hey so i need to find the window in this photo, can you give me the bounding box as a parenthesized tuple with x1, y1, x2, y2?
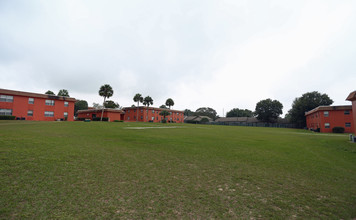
(28, 98, 34, 104)
(345, 122, 351, 127)
(27, 110, 33, 116)
(0, 95, 13, 102)
(141, 109, 143, 113)
(152, 110, 155, 113)
(324, 111, 329, 117)
(141, 116, 143, 119)
(64, 112, 68, 117)
(44, 111, 54, 117)
(324, 123, 330, 128)
(64, 101, 69, 107)
(0, 109, 12, 115)
(128, 110, 130, 113)
(45, 100, 55, 106)
(151, 117, 155, 120)
(128, 116, 130, 120)
(344, 110, 350, 115)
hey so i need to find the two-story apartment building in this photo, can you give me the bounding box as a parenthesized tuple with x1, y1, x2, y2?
(305, 105, 354, 133)
(0, 89, 76, 121)
(346, 90, 356, 135)
(123, 106, 184, 123)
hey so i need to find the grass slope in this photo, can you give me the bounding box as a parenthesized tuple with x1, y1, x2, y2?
(1, 121, 356, 219)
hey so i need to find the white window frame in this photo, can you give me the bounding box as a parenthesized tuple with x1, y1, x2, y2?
(0, 95, 13, 102)
(44, 111, 54, 117)
(344, 110, 350, 115)
(324, 123, 330, 128)
(28, 98, 34, 104)
(64, 101, 69, 107)
(45, 100, 55, 106)
(64, 112, 68, 117)
(345, 122, 351, 127)
(27, 110, 33, 116)
(324, 111, 329, 117)
(0, 109, 12, 115)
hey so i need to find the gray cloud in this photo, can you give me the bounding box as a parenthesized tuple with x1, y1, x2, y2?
(1, 0, 356, 114)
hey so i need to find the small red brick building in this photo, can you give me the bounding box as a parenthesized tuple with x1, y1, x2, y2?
(305, 105, 354, 133)
(123, 106, 184, 123)
(77, 109, 125, 121)
(346, 91, 356, 135)
(0, 88, 76, 121)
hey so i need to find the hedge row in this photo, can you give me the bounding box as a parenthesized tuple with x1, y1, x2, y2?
(0, 115, 16, 120)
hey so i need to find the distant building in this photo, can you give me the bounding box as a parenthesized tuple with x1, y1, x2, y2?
(123, 106, 184, 123)
(184, 115, 212, 123)
(305, 105, 354, 133)
(0, 88, 76, 121)
(77, 109, 125, 121)
(346, 91, 356, 135)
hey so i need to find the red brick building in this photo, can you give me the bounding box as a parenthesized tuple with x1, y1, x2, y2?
(0, 88, 76, 121)
(123, 106, 184, 123)
(305, 105, 354, 133)
(77, 109, 125, 121)
(346, 91, 356, 135)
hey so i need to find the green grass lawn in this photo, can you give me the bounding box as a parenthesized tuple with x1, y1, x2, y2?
(1, 121, 356, 219)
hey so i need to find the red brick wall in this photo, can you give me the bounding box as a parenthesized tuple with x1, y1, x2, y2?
(77, 111, 124, 121)
(0, 94, 75, 121)
(351, 101, 356, 134)
(306, 109, 354, 133)
(124, 107, 184, 123)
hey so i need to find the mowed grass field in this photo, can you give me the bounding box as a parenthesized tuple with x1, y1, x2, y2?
(1, 121, 356, 219)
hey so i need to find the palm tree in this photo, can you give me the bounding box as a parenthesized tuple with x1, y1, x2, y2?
(133, 93, 143, 122)
(165, 98, 174, 109)
(98, 84, 114, 121)
(57, 89, 70, 97)
(159, 110, 170, 123)
(143, 96, 153, 122)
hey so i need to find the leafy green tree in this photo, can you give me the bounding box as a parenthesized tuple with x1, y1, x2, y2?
(226, 108, 253, 117)
(160, 105, 168, 109)
(104, 100, 120, 108)
(165, 98, 174, 109)
(45, 90, 55, 95)
(98, 84, 114, 121)
(195, 107, 217, 120)
(184, 109, 194, 116)
(74, 100, 88, 116)
(288, 91, 333, 127)
(143, 96, 153, 122)
(57, 89, 70, 97)
(255, 99, 283, 123)
(159, 110, 171, 122)
(133, 93, 143, 121)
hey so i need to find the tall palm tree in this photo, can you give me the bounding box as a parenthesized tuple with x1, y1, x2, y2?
(165, 98, 174, 109)
(133, 93, 143, 122)
(98, 84, 114, 121)
(143, 96, 153, 122)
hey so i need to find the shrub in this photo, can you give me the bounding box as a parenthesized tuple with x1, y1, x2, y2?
(0, 115, 16, 120)
(76, 118, 86, 121)
(113, 120, 124, 122)
(92, 117, 108, 121)
(332, 127, 345, 133)
(161, 119, 167, 123)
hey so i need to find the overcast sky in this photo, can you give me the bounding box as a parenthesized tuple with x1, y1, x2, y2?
(1, 0, 355, 116)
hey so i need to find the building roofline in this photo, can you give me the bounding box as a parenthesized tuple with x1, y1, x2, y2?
(77, 108, 124, 114)
(0, 88, 76, 101)
(305, 105, 352, 116)
(123, 106, 183, 112)
(346, 90, 356, 101)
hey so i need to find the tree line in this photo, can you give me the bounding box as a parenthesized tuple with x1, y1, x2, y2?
(184, 91, 333, 128)
(51, 86, 333, 127)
